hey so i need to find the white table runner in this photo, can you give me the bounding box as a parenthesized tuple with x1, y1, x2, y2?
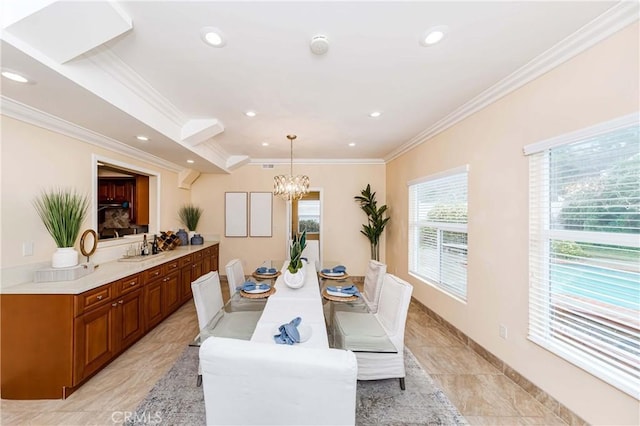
(250, 261, 329, 348)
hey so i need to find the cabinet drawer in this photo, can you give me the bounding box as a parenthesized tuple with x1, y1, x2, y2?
(193, 250, 203, 261)
(180, 255, 193, 267)
(75, 284, 112, 316)
(203, 247, 212, 257)
(163, 259, 180, 274)
(117, 275, 141, 296)
(144, 265, 162, 282)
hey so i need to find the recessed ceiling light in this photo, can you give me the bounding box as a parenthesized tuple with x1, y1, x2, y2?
(420, 26, 448, 46)
(348, 142, 356, 147)
(245, 111, 257, 117)
(369, 111, 382, 118)
(187, 159, 195, 164)
(261, 142, 269, 146)
(200, 27, 226, 47)
(136, 135, 149, 141)
(1, 70, 29, 83)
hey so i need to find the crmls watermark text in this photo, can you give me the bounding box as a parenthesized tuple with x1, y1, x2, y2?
(111, 411, 162, 424)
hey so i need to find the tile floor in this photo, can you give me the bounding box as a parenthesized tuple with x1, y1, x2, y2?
(1, 283, 566, 425)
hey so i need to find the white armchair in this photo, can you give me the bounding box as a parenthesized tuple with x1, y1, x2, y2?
(362, 259, 387, 313)
(200, 336, 358, 426)
(332, 274, 413, 389)
(225, 258, 245, 295)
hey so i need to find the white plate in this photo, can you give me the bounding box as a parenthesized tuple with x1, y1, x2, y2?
(272, 323, 312, 343)
(322, 271, 345, 277)
(326, 289, 354, 298)
(244, 286, 271, 294)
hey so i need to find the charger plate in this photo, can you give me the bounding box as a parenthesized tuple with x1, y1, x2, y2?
(319, 272, 350, 280)
(322, 288, 358, 302)
(241, 287, 276, 299)
(252, 271, 281, 279)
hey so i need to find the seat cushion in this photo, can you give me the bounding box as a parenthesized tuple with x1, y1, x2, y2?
(333, 311, 390, 352)
(207, 311, 262, 340)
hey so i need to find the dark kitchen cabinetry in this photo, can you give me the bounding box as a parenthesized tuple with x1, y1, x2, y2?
(98, 179, 133, 203)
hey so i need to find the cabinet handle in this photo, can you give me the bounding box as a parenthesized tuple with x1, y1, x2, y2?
(153, 271, 159, 276)
(118, 300, 124, 304)
(130, 281, 136, 286)
(96, 295, 103, 300)
(112, 302, 118, 307)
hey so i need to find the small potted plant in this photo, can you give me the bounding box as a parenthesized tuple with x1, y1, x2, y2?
(33, 188, 89, 268)
(284, 230, 307, 289)
(178, 204, 203, 244)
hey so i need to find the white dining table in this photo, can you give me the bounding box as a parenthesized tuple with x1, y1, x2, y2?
(250, 260, 329, 348)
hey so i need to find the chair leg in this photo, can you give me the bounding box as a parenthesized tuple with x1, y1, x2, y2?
(197, 374, 202, 387)
(399, 377, 405, 390)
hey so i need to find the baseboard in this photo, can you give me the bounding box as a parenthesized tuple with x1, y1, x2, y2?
(410, 297, 588, 426)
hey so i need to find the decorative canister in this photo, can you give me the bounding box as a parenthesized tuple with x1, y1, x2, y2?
(176, 228, 189, 246)
(190, 233, 204, 245)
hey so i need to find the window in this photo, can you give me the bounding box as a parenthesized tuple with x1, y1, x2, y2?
(298, 199, 320, 233)
(408, 166, 468, 301)
(526, 114, 639, 398)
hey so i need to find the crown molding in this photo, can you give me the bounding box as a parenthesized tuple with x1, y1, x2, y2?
(250, 158, 385, 165)
(85, 47, 187, 128)
(1, 96, 184, 173)
(384, 2, 640, 163)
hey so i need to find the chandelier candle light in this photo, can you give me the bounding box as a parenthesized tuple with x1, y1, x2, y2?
(273, 134, 310, 201)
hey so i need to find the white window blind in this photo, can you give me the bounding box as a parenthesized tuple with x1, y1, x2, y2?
(408, 166, 468, 301)
(528, 118, 640, 398)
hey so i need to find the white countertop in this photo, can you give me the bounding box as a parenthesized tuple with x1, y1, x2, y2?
(1, 241, 219, 295)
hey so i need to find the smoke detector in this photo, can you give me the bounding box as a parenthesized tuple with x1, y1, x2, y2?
(310, 35, 329, 55)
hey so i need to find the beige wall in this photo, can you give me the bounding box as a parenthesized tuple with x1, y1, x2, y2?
(191, 163, 385, 276)
(0, 116, 190, 269)
(386, 24, 639, 425)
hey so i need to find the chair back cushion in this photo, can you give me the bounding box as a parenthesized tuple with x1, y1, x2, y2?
(362, 260, 387, 312)
(200, 337, 357, 425)
(376, 274, 413, 341)
(301, 240, 320, 269)
(225, 258, 245, 295)
(191, 271, 224, 330)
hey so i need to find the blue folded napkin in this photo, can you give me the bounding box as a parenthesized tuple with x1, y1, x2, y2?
(256, 267, 277, 274)
(237, 281, 270, 292)
(321, 265, 347, 274)
(327, 285, 360, 296)
(274, 317, 302, 345)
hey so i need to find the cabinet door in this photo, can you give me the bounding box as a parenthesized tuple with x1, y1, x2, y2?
(98, 181, 112, 202)
(162, 270, 181, 315)
(144, 279, 163, 331)
(211, 245, 219, 271)
(74, 303, 115, 383)
(203, 255, 211, 274)
(115, 289, 144, 351)
(180, 266, 193, 304)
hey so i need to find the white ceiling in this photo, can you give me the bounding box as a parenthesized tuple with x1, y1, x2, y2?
(1, 1, 633, 174)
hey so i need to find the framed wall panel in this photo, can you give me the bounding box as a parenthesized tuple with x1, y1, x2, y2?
(225, 192, 248, 237)
(249, 192, 273, 237)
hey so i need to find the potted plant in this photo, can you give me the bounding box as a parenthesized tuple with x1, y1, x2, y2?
(354, 184, 390, 261)
(284, 230, 307, 289)
(178, 204, 203, 244)
(33, 189, 89, 268)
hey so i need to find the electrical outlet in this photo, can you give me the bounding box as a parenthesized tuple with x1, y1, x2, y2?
(22, 241, 34, 256)
(499, 324, 508, 340)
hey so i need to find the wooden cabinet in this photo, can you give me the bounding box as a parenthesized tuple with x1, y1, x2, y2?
(98, 179, 134, 203)
(133, 175, 150, 225)
(73, 275, 144, 383)
(1, 244, 219, 400)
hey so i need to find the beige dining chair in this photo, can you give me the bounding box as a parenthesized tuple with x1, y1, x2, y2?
(362, 259, 387, 313)
(191, 271, 225, 386)
(225, 258, 245, 295)
(200, 336, 358, 425)
(332, 273, 413, 389)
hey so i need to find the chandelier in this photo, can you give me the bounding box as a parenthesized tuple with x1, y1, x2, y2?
(273, 134, 310, 201)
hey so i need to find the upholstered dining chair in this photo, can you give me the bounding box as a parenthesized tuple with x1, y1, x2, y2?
(332, 273, 413, 390)
(191, 271, 225, 386)
(225, 258, 245, 296)
(362, 259, 387, 313)
(200, 336, 358, 425)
